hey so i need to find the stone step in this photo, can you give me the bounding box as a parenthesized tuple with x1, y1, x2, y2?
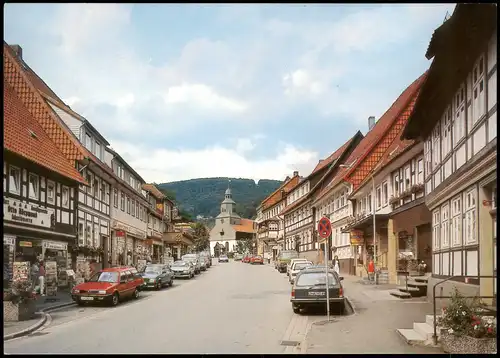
(413, 322, 434, 341)
(413, 276, 430, 283)
(397, 286, 423, 297)
(389, 290, 412, 299)
(397, 328, 426, 346)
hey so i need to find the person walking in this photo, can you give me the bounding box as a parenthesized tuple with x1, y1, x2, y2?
(38, 261, 46, 296)
(333, 255, 340, 276)
(367, 257, 375, 281)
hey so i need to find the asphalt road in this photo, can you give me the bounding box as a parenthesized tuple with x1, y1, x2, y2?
(4, 261, 295, 354)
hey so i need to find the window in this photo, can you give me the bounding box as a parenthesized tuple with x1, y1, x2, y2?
(367, 194, 372, 213)
(127, 197, 131, 214)
(453, 84, 466, 146)
(86, 220, 92, 246)
(86, 172, 93, 194)
(132, 200, 136, 218)
(78, 219, 84, 246)
(119, 166, 124, 180)
(93, 178, 99, 197)
(9, 166, 21, 194)
(432, 124, 441, 168)
(382, 182, 388, 205)
(442, 106, 452, 158)
(417, 159, 424, 184)
(472, 56, 485, 126)
(136, 201, 139, 218)
(451, 196, 462, 246)
(433, 209, 440, 250)
(441, 204, 450, 248)
(130, 176, 135, 189)
(101, 182, 106, 202)
(393, 173, 400, 197)
(85, 133, 92, 151)
(424, 139, 432, 176)
(113, 189, 118, 208)
(404, 165, 411, 191)
(464, 189, 477, 244)
(95, 142, 101, 160)
(28, 173, 39, 199)
(376, 187, 382, 209)
(62, 186, 69, 208)
(47, 181, 55, 204)
(120, 192, 125, 211)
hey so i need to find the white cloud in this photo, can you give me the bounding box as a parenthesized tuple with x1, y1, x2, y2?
(164, 83, 247, 113)
(110, 139, 319, 183)
(283, 69, 326, 96)
(63, 96, 81, 107)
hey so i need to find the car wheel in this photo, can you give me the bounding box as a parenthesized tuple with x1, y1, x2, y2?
(169, 279, 174, 287)
(156, 282, 161, 290)
(292, 304, 301, 314)
(111, 292, 120, 307)
(133, 288, 140, 300)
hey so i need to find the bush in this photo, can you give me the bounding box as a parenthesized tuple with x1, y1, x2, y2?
(438, 287, 497, 338)
(4, 281, 36, 304)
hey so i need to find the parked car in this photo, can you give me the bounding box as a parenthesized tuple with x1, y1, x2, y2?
(199, 252, 211, 268)
(218, 254, 229, 263)
(71, 266, 143, 307)
(287, 258, 309, 277)
(289, 261, 313, 284)
(290, 268, 345, 314)
(171, 260, 195, 279)
(234, 253, 243, 261)
(182, 254, 201, 274)
(242, 255, 251, 263)
(199, 259, 207, 271)
(140, 264, 174, 290)
(250, 255, 264, 265)
(276, 250, 299, 273)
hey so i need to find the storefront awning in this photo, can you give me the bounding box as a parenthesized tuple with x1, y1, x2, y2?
(342, 213, 389, 233)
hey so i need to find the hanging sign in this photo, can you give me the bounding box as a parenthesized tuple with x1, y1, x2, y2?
(43, 240, 68, 251)
(350, 230, 364, 245)
(4, 198, 54, 228)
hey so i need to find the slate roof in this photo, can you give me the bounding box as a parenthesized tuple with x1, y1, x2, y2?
(4, 80, 86, 184)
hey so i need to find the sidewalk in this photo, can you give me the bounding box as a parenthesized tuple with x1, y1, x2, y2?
(4, 289, 75, 340)
(303, 275, 444, 354)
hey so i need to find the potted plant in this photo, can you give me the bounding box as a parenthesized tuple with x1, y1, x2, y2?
(3, 281, 36, 321)
(389, 196, 400, 206)
(438, 288, 497, 354)
(400, 188, 412, 199)
(410, 183, 425, 194)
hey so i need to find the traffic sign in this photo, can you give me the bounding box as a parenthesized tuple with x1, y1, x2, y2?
(317, 217, 332, 239)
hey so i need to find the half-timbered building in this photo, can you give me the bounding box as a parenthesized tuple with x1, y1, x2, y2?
(3, 76, 86, 289)
(402, 4, 497, 303)
(282, 132, 363, 263)
(255, 173, 300, 260)
(142, 184, 167, 263)
(312, 73, 427, 275)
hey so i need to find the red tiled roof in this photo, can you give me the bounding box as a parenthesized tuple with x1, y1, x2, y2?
(261, 175, 300, 210)
(314, 72, 428, 203)
(4, 80, 86, 184)
(143, 184, 165, 199)
(310, 135, 355, 175)
(232, 218, 256, 234)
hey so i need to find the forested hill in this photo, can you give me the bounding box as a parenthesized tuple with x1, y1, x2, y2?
(157, 178, 282, 220)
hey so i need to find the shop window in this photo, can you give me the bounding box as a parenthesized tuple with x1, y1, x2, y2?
(113, 189, 118, 208)
(47, 181, 55, 204)
(28, 173, 39, 200)
(8, 166, 20, 194)
(62, 186, 69, 208)
(120, 192, 125, 211)
(464, 188, 477, 245)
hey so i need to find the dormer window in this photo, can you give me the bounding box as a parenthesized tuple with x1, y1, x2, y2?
(95, 142, 101, 160)
(85, 133, 92, 151)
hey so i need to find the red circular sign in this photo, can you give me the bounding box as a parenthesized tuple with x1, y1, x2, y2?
(318, 217, 332, 239)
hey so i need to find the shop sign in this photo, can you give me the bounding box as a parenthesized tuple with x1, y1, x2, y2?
(4, 198, 54, 228)
(350, 230, 364, 246)
(156, 203, 164, 214)
(4, 235, 15, 246)
(115, 230, 125, 237)
(145, 239, 153, 246)
(19, 241, 33, 248)
(42, 240, 68, 251)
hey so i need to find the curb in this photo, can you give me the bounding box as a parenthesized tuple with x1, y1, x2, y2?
(3, 301, 76, 341)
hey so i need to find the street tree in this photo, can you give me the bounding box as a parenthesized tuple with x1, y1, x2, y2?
(191, 222, 210, 252)
(235, 238, 253, 254)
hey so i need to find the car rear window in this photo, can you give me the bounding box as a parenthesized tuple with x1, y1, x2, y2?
(296, 272, 337, 287)
(280, 251, 299, 259)
(294, 262, 312, 270)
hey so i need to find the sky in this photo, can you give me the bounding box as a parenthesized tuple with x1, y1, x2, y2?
(4, 3, 456, 183)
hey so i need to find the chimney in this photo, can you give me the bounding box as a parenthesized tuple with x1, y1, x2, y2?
(368, 116, 376, 131)
(293, 171, 299, 177)
(10, 45, 23, 60)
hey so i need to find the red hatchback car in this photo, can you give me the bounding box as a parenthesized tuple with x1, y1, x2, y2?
(251, 255, 264, 265)
(242, 255, 251, 263)
(72, 266, 144, 307)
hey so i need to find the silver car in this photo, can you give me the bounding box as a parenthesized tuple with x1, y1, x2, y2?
(171, 260, 195, 279)
(182, 254, 201, 274)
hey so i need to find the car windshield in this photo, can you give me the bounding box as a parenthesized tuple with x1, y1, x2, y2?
(296, 272, 338, 287)
(172, 261, 187, 267)
(256, 255, 262, 259)
(294, 262, 312, 270)
(280, 251, 299, 259)
(89, 271, 119, 283)
(144, 266, 162, 274)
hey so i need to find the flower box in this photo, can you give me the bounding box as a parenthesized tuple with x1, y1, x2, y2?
(3, 299, 36, 322)
(389, 196, 400, 206)
(410, 183, 425, 194)
(441, 331, 496, 354)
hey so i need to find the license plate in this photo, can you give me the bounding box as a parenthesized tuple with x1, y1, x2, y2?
(80, 296, 94, 301)
(308, 291, 325, 296)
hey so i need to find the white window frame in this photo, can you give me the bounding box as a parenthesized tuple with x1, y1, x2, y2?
(393, 173, 400, 197)
(433, 209, 441, 250)
(441, 203, 450, 248)
(113, 189, 118, 208)
(382, 182, 388, 206)
(95, 141, 101, 160)
(424, 139, 432, 177)
(417, 159, 424, 184)
(453, 84, 466, 146)
(471, 55, 486, 127)
(9, 166, 21, 194)
(62, 186, 70, 208)
(85, 133, 92, 151)
(132, 200, 136, 218)
(120, 191, 125, 211)
(464, 188, 477, 245)
(28, 173, 39, 200)
(404, 165, 411, 191)
(78, 219, 85, 246)
(451, 196, 462, 247)
(47, 180, 55, 204)
(432, 124, 441, 168)
(376, 186, 382, 209)
(442, 106, 452, 158)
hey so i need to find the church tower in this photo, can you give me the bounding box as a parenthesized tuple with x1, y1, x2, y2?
(217, 180, 240, 221)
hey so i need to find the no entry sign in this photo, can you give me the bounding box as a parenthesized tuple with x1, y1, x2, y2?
(318, 217, 332, 239)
